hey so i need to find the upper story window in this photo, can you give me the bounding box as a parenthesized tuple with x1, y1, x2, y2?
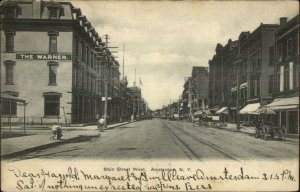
(277, 44, 283, 62)
(251, 51, 261, 72)
(45, 2, 64, 19)
(4, 60, 15, 85)
(269, 46, 274, 66)
(48, 31, 59, 53)
(4, 30, 15, 53)
(0, 0, 22, 19)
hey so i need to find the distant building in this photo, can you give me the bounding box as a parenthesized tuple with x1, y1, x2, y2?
(127, 86, 142, 119)
(181, 66, 209, 116)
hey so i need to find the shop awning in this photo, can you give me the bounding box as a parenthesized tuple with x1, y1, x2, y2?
(265, 96, 299, 110)
(216, 107, 228, 114)
(1, 93, 25, 103)
(240, 103, 260, 114)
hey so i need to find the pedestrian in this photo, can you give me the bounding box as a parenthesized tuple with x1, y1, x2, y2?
(51, 123, 63, 140)
(98, 116, 105, 132)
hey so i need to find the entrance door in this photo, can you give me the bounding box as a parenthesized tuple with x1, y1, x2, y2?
(289, 111, 299, 134)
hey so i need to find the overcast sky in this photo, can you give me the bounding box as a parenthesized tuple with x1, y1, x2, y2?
(72, 0, 298, 110)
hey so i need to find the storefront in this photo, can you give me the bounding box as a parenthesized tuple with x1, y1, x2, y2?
(265, 96, 299, 134)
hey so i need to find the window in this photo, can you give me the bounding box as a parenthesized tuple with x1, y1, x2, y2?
(75, 39, 79, 57)
(48, 31, 58, 53)
(280, 66, 284, 92)
(49, 8, 58, 19)
(294, 64, 299, 88)
(5, 30, 15, 53)
(82, 44, 86, 62)
(44, 93, 61, 116)
(268, 75, 273, 94)
(256, 75, 260, 96)
(277, 44, 283, 62)
(2, 100, 17, 116)
(4, 60, 15, 85)
(251, 51, 260, 72)
(250, 77, 255, 97)
(289, 62, 294, 90)
(48, 61, 58, 85)
(287, 39, 293, 58)
(284, 65, 289, 91)
(46, 3, 64, 20)
(269, 46, 274, 66)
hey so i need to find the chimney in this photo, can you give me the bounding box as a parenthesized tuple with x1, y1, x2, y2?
(279, 17, 287, 26)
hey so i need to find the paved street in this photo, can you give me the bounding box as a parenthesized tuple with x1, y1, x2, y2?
(4, 119, 298, 162)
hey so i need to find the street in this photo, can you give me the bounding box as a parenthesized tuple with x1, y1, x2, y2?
(5, 119, 298, 162)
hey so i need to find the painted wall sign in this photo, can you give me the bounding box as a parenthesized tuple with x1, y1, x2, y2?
(16, 53, 72, 60)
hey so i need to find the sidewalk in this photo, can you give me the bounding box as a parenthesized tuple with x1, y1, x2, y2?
(191, 121, 299, 143)
(1, 122, 130, 158)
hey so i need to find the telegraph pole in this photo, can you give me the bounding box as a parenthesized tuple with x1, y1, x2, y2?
(236, 63, 240, 130)
(104, 34, 109, 129)
(189, 78, 192, 116)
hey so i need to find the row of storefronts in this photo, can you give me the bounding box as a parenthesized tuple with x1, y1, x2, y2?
(209, 15, 299, 134)
(0, 0, 147, 126)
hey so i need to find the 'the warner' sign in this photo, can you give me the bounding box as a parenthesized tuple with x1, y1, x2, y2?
(16, 53, 72, 60)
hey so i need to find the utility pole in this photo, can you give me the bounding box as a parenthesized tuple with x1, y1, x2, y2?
(122, 44, 125, 80)
(103, 34, 109, 129)
(236, 62, 240, 130)
(189, 78, 192, 116)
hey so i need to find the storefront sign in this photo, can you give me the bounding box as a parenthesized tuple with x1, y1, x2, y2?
(16, 53, 72, 60)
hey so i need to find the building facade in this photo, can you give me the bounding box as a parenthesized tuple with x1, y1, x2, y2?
(0, 0, 128, 125)
(271, 16, 299, 134)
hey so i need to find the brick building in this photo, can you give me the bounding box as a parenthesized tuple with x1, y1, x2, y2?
(0, 0, 126, 125)
(269, 16, 299, 134)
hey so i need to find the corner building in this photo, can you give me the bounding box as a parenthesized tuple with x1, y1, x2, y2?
(0, 0, 112, 124)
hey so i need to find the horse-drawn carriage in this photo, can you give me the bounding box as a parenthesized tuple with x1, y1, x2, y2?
(255, 121, 286, 140)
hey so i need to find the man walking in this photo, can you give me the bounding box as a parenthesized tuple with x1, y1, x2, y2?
(98, 116, 105, 132)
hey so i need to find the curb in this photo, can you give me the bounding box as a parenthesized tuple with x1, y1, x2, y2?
(1, 135, 99, 159)
(103, 122, 131, 130)
(188, 121, 255, 136)
(2, 122, 132, 159)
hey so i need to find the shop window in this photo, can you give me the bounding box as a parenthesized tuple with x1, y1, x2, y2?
(4, 60, 15, 85)
(44, 93, 61, 116)
(47, 61, 58, 85)
(48, 31, 59, 53)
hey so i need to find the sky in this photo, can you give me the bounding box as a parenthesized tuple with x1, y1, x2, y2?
(71, 0, 298, 110)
